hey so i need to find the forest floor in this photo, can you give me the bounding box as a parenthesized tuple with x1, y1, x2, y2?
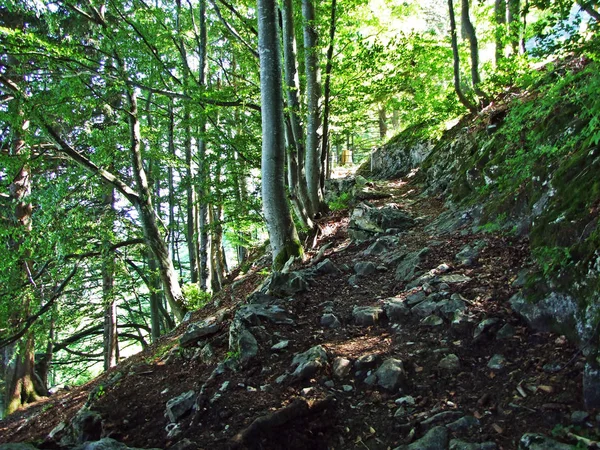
(0, 174, 592, 449)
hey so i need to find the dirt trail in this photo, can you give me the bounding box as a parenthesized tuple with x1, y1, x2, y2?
(0, 177, 587, 450)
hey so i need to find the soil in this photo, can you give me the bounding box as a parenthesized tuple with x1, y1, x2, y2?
(0, 176, 593, 450)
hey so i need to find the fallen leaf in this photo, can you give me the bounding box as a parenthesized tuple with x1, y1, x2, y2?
(516, 385, 527, 398)
(369, 427, 376, 434)
(492, 423, 504, 434)
(538, 385, 554, 393)
(415, 366, 424, 373)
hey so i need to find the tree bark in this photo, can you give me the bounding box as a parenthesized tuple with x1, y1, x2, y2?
(494, 0, 506, 64)
(320, 0, 337, 190)
(460, 0, 486, 102)
(258, 0, 303, 269)
(507, 0, 521, 54)
(448, 0, 478, 113)
(302, 0, 323, 217)
(102, 186, 118, 371)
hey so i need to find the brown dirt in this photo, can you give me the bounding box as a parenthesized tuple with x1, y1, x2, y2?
(0, 177, 592, 450)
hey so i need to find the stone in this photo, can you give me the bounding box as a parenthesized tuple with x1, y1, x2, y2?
(438, 297, 467, 319)
(571, 410, 589, 424)
(199, 343, 215, 363)
(404, 426, 449, 450)
(342, 385, 353, 392)
(73, 438, 162, 450)
(406, 291, 427, 306)
(364, 236, 399, 256)
(268, 271, 308, 297)
(165, 390, 195, 423)
(333, 357, 352, 378)
(487, 354, 507, 371)
(271, 340, 289, 351)
(438, 273, 471, 284)
(247, 292, 279, 305)
(384, 298, 410, 321)
(0, 445, 39, 450)
(291, 346, 328, 380)
(168, 439, 197, 450)
(395, 395, 416, 406)
(321, 313, 341, 328)
(543, 362, 562, 373)
(395, 250, 426, 282)
(584, 362, 600, 408)
(354, 261, 377, 276)
(455, 244, 480, 266)
(518, 433, 575, 449)
(179, 318, 220, 347)
(236, 304, 295, 326)
(496, 324, 516, 340)
(421, 410, 464, 429)
(421, 315, 444, 327)
(353, 305, 385, 326)
(438, 354, 460, 372)
(324, 380, 335, 388)
(313, 258, 341, 275)
(349, 203, 415, 242)
(236, 329, 258, 363)
(447, 416, 480, 432)
(449, 440, 497, 450)
(411, 299, 438, 318)
(473, 318, 500, 340)
(375, 358, 406, 392)
(355, 354, 380, 370)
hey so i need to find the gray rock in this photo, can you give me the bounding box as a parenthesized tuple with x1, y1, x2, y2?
(396, 395, 416, 406)
(571, 410, 590, 424)
(324, 380, 335, 388)
(405, 426, 449, 450)
(473, 318, 500, 340)
(291, 346, 328, 380)
(321, 313, 341, 328)
(438, 273, 472, 284)
(236, 304, 295, 326)
(168, 439, 197, 450)
(199, 343, 215, 363)
(364, 373, 377, 385)
(395, 250, 426, 282)
(343, 384, 353, 392)
(375, 358, 406, 392)
(236, 329, 258, 363)
(518, 433, 575, 449)
(333, 357, 352, 378)
(349, 203, 415, 242)
(411, 299, 438, 318)
(165, 390, 195, 423)
(364, 236, 399, 256)
(406, 291, 427, 306)
(354, 261, 378, 276)
(179, 318, 220, 347)
(447, 415, 480, 432)
(268, 271, 308, 297)
(348, 274, 360, 286)
(449, 440, 497, 450)
(394, 405, 413, 419)
(543, 362, 562, 373)
(438, 354, 460, 372)
(247, 292, 279, 305)
(313, 258, 341, 275)
(384, 298, 410, 321)
(353, 306, 385, 326)
(421, 411, 464, 429)
(355, 354, 380, 370)
(74, 438, 162, 450)
(584, 362, 600, 408)
(487, 354, 507, 371)
(421, 315, 444, 327)
(438, 297, 467, 319)
(455, 244, 480, 266)
(496, 324, 516, 340)
(271, 340, 289, 351)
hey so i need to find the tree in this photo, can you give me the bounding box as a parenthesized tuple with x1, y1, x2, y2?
(258, 0, 303, 269)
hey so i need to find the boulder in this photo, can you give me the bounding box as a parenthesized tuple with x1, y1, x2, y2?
(395, 249, 427, 282)
(267, 272, 308, 297)
(165, 390, 195, 423)
(313, 259, 341, 275)
(375, 358, 406, 392)
(355, 354, 380, 371)
(349, 203, 415, 242)
(384, 298, 410, 321)
(411, 299, 438, 318)
(236, 304, 295, 326)
(518, 433, 575, 450)
(291, 346, 328, 380)
(321, 313, 341, 329)
(179, 318, 220, 347)
(353, 306, 385, 326)
(354, 261, 377, 276)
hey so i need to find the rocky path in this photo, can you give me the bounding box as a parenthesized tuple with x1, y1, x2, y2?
(0, 177, 591, 450)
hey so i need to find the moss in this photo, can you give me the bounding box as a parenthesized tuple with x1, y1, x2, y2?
(273, 239, 303, 271)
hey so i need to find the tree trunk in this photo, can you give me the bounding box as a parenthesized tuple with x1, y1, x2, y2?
(460, 0, 486, 102)
(4, 336, 39, 415)
(448, 0, 478, 113)
(167, 101, 177, 264)
(378, 106, 388, 140)
(494, 0, 506, 64)
(507, 0, 521, 55)
(102, 186, 118, 371)
(302, 0, 323, 217)
(210, 205, 225, 293)
(320, 0, 337, 191)
(258, 0, 303, 269)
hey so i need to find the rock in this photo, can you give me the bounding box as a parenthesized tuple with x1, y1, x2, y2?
(165, 390, 195, 423)
(438, 273, 471, 284)
(421, 410, 464, 429)
(406, 290, 427, 306)
(543, 362, 562, 373)
(320, 313, 341, 328)
(421, 315, 444, 327)
(438, 354, 460, 372)
(584, 362, 600, 408)
(247, 292, 279, 305)
(179, 318, 220, 347)
(395, 250, 426, 282)
(571, 410, 589, 424)
(438, 297, 466, 319)
(333, 357, 352, 378)
(291, 346, 328, 380)
(342, 385, 353, 392)
(411, 299, 438, 318)
(396, 395, 416, 406)
(384, 298, 410, 321)
(73, 438, 162, 450)
(271, 340, 289, 351)
(354, 261, 378, 276)
(324, 380, 335, 388)
(455, 244, 480, 266)
(236, 304, 295, 326)
(473, 318, 500, 340)
(518, 433, 575, 449)
(313, 258, 341, 275)
(236, 329, 258, 363)
(364, 236, 399, 256)
(394, 406, 412, 419)
(449, 440, 497, 450)
(403, 426, 449, 450)
(268, 271, 308, 297)
(447, 416, 480, 432)
(349, 203, 415, 242)
(496, 324, 516, 340)
(450, 311, 473, 334)
(353, 305, 385, 326)
(168, 439, 197, 450)
(199, 343, 215, 363)
(0, 445, 39, 450)
(355, 354, 380, 370)
(487, 354, 507, 371)
(375, 358, 406, 392)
